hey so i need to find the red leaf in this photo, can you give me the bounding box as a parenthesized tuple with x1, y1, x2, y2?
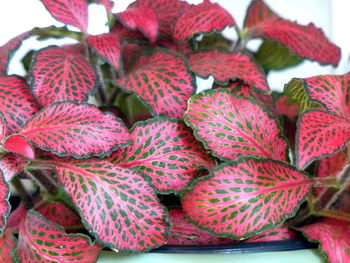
(16, 210, 101, 262)
(110, 22, 146, 42)
(0, 172, 10, 235)
(0, 229, 16, 262)
(0, 76, 39, 136)
(173, 1, 236, 41)
(318, 150, 347, 179)
(40, 0, 88, 33)
(3, 135, 35, 160)
(0, 30, 32, 76)
(54, 159, 169, 252)
(168, 208, 234, 245)
(0, 153, 28, 182)
(109, 117, 214, 193)
(38, 202, 81, 228)
(246, 225, 296, 242)
(19, 102, 130, 158)
(189, 51, 268, 91)
(86, 33, 121, 69)
(115, 5, 159, 43)
(300, 218, 350, 263)
(303, 73, 350, 118)
(244, 0, 280, 29)
(116, 49, 196, 119)
(7, 202, 27, 232)
(274, 95, 299, 119)
(296, 110, 350, 169)
(182, 157, 311, 239)
(29, 46, 98, 107)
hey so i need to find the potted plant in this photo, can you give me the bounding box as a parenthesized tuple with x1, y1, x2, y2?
(0, 0, 348, 262)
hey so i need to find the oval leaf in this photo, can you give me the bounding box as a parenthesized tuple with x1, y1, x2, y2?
(246, 225, 296, 242)
(303, 73, 350, 118)
(0, 171, 10, 235)
(29, 46, 98, 107)
(109, 117, 214, 193)
(3, 135, 34, 160)
(54, 159, 169, 252)
(40, 0, 88, 33)
(115, 5, 159, 42)
(182, 157, 311, 239)
(189, 51, 268, 91)
(296, 110, 350, 169)
(184, 89, 288, 161)
(115, 49, 196, 119)
(38, 202, 81, 228)
(243, 0, 280, 29)
(0, 76, 39, 136)
(15, 210, 100, 263)
(168, 208, 234, 245)
(173, 1, 236, 41)
(86, 33, 121, 70)
(0, 229, 16, 262)
(299, 218, 350, 263)
(19, 102, 130, 158)
(0, 153, 28, 182)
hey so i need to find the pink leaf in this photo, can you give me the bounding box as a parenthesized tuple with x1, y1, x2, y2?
(318, 150, 347, 179)
(19, 102, 130, 158)
(168, 208, 234, 245)
(86, 33, 121, 69)
(0, 153, 28, 182)
(182, 157, 311, 239)
(0, 76, 39, 136)
(110, 22, 146, 42)
(0, 229, 16, 262)
(3, 135, 35, 160)
(0, 30, 32, 76)
(189, 51, 268, 91)
(244, 0, 280, 29)
(0, 171, 10, 235)
(300, 218, 350, 263)
(7, 202, 27, 232)
(0, 115, 5, 142)
(54, 159, 169, 252)
(109, 117, 214, 193)
(246, 225, 296, 242)
(184, 89, 288, 161)
(115, 5, 159, 43)
(40, 0, 88, 33)
(16, 210, 101, 262)
(303, 73, 350, 118)
(173, 1, 236, 41)
(29, 46, 98, 107)
(274, 95, 299, 119)
(115, 49, 196, 119)
(38, 202, 81, 228)
(296, 110, 350, 169)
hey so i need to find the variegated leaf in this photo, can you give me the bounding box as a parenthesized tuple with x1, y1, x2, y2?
(86, 33, 121, 70)
(19, 102, 130, 158)
(109, 117, 214, 193)
(182, 157, 311, 239)
(54, 159, 169, 252)
(115, 49, 196, 119)
(244, 0, 280, 29)
(318, 150, 347, 179)
(29, 46, 98, 107)
(0, 153, 27, 182)
(0, 229, 16, 262)
(3, 135, 35, 160)
(15, 210, 101, 263)
(184, 89, 288, 161)
(0, 76, 39, 136)
(300, 218, 350, 263)
(173, 1, 236, 41)
(39, 0, 88, 33)
(0, 171, 10, 235)
(168, 208, 234, 245)
(189, 51, 268, 91)
(38, 202, 81, 228)
(296, 110, 350, 169)
(246, 225, 296, 242)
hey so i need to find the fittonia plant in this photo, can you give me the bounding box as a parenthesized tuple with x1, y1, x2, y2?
(0, 0, 348, 262)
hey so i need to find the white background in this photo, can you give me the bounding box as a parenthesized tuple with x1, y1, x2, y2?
(0, 0, 349, 91)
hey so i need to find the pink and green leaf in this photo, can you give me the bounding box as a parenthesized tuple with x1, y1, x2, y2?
(303, 73, 350, 118)
(296, 110, 350, 169)
(115, 5, 159, 43)
(86, 33, 121, 70)
(173, 1, 236, 41)
(19, 102, 130, 158)
(0, 153, 28, 182)
(0, 229, 17, 262)
(184, 89, 288, 161)
(182, 157, 311, 239)
(15, 210, 101, 263)
(0, 171, 10, 235)
(0, 76, 39, 136)
(39, 0, 88, 33)
(244, 0, 280, 29)
(109, 117, 215, 193)
(3, 135, 35, 160)
(167, 208, 234, 245)
(246, 224, 296, 242)
(115, 49, 196, 119)
(29, 46, 98, 107)
(54, 158, 169, 252)
(299, 218, 350, 263)
(189, 51, 268, 91)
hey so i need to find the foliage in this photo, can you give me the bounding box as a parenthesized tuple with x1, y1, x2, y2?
(0, 0, 347, 262)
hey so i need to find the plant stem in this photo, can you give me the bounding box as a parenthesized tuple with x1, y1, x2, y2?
(313, 209, 350, 223)
(33, 26, 83, 41)
(95, 63, 107, 106)
(11, 177, 34, 209)
(25, 170, 59, 196)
